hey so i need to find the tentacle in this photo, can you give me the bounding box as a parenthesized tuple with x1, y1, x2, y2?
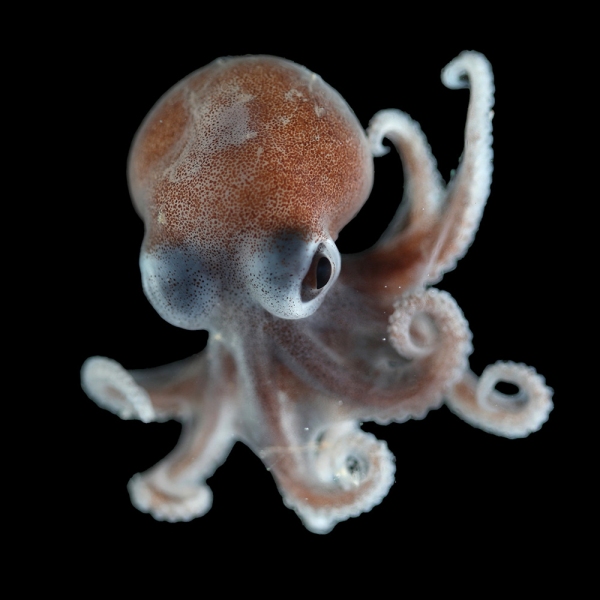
(271, 286, 472, 425)
(371, 287, 473, 422)
(128, 396, 237, 522)
(342, 51, 494, 294)
(82, 356, 156, 422)
(429, 50, 494, 281)
(240, 342, 394, 534)
(83, 347, 239, 521)
(446, 362, 553, 438)
(81, 352, 208, 422)
(262, 421, 395, 534)
(342, 108, 444, 291)
(128, 347, 238, 521)
(368, 108, 444, 226)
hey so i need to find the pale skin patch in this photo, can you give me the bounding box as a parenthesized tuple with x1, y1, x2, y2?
(284, 88, 304, 101)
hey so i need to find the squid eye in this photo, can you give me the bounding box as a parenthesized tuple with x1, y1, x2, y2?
(316, 256, 332, 289)
(302, 244, 336, 302)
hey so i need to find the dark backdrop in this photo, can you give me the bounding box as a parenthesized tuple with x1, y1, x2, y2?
(52, 23, 570, 576)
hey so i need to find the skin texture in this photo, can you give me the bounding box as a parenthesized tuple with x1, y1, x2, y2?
(81, 52, 553, 533)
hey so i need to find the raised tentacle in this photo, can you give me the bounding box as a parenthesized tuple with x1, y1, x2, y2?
(342, 51, 494, 294)
(445, 362, 553, 438)
(427, 50, 494, 281)
(368, 108, 444, 227)
(342, 108, 444, 292)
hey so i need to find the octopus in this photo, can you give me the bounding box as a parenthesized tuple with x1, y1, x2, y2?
(81, 51, 553, 534)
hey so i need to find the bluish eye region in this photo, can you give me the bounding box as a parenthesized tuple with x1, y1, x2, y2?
(140, 243, 220, 330)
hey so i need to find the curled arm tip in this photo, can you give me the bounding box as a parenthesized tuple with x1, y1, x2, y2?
(446, 361, 553, 438)
(272, 423, 395, 534)
(81, 356, 156, 423)
(128, 472, 213, 522)
(441, 51, 493, 91)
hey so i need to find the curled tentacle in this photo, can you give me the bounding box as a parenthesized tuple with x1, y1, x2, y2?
(265, 422, 395, 534)
(373, 287, 473, 422)
(446, 361, 553, 438)
(269, 286, 472, 424)
(343, 51, 495, 295)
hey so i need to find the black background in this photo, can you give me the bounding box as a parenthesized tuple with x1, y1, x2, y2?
(50, 20, 575, 576)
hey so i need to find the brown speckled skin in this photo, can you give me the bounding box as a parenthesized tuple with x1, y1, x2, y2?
(128, 56, 373, 252)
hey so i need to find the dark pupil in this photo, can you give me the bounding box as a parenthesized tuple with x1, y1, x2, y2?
(316, 257, 331, 289)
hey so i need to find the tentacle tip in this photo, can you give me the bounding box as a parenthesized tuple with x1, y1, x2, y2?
(81, 356, 156, 423)
(298, 512, 337, 535)
(371, 143, 391, 158)
(441, 50, 491, 90)
(388, 288, 472, 362)
(476, 361, 554, 438)
(282, 425, 396, 534)
(366, 109, 406, 157)
(128, 473, 212, 522)
(366, 121, 390, 158)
